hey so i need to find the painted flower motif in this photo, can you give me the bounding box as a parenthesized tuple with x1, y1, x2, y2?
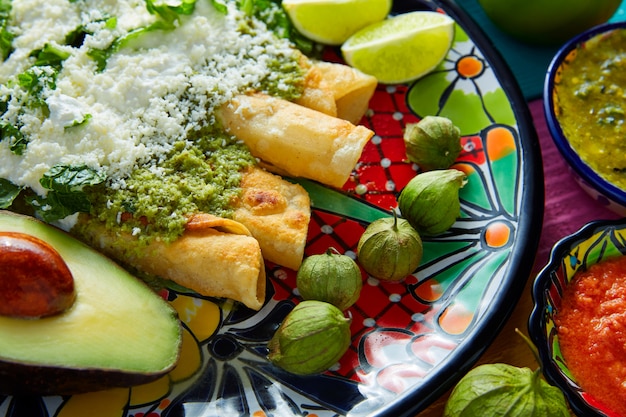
(405, 24, 516, 135)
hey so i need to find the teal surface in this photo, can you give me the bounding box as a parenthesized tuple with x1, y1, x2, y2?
(455, 0, 626, 100)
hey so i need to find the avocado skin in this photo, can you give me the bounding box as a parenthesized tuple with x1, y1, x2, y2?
(0, 210, 182, 396)
(0, 359, 177, 396)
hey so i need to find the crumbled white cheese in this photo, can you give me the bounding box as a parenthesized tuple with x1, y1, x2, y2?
(47, 94, 88, 127)
(0, 0, 299, 197)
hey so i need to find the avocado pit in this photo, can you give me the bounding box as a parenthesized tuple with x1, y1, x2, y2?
(0, 231, 76, 318)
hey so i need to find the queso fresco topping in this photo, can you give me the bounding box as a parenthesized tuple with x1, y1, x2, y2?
(555, 28, 626, 190)
(0, 0, 305, 240)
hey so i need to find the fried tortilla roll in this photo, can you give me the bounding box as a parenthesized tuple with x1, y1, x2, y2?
(232, 167, 311, 271)
(217, 93, 374, 188)
(297, 61, 378, 124)
(76, 215, 266, 311)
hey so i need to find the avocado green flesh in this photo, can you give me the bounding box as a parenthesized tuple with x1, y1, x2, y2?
(0, 211, 181, 377)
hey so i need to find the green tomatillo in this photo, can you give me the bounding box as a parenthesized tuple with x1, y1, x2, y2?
(398, 169, 467, 236)
(267, 300, 351, 375)
(403, 115, 461, 171)
(444, 330, 570, 417)
(296, 247, 363, 311)
(357, 212, 423, 282)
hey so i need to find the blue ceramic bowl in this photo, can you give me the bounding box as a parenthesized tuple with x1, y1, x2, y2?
(529, 219, 626, 417)
(544, 21, 626, 216)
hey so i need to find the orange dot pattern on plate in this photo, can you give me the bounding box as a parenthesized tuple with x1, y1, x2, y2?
(485, 221, 513, 248)
(414, 281, 444, 303)
(456, 55, 484, 79)
(486, 126, 516, 159)
(439, 302, 474, 335)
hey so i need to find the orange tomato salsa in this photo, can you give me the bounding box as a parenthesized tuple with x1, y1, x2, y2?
(556, 255, 626, 416)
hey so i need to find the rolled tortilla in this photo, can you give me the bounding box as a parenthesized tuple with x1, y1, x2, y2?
(75, 214, 266, 311)
(295, 58, 378, 124)
(217, 93, 374, 188)
(232, 167, 310, 271)
(72, 168, 311, 310)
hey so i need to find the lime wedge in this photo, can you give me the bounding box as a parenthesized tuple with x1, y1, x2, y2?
(282, 0, 391, 46)
(341, 11, 455, 84)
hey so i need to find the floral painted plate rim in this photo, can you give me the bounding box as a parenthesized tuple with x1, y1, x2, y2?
(0, 1, 544, 417)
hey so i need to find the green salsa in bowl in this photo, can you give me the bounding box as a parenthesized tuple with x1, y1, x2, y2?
(545, 21, 626, 215)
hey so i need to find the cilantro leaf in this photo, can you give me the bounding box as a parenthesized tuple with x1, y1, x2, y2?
(32, 165, 106, 222)
(0, 120, 27, 155)
(65, 25, 89, 48)
(89, 2, 196, 71)
(0, 0, 14, 61)
(237, 0, 318, 55)
(16, 66, 58, 107)
(0, 178, 21, 208)
(210, 0, 228, 14)
(66, 113, 92, 128)
(40, 164, 106, 194)
(30, 191, 92, 222)
(30, 43, 71, 67)
(145, 0, 197, 22)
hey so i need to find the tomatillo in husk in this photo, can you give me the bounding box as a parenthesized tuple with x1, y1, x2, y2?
(357, 213, 423, 282)
(398, 169, 467, 235)
(403, 115, 461, 171)
(297, 248, 363, 311)
(267, 300, 351, 375)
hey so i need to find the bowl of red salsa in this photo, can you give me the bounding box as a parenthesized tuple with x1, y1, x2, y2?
(544, 21, 626, 216)
(529, 219, 626, 417)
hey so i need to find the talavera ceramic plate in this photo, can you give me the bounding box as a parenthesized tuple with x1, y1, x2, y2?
(0, 0, 543, 416)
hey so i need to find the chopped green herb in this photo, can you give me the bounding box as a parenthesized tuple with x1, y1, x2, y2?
(0, 0, 14, 61)
(40, 164, 106, 194)
(30, 43, 71, 68)
(66, 113, 92, 128)
(210, 0, 228, 14)
(237, 0, 318, 55)
(0, 178, 21, 208)
(0, 122, 26, 155)
(31, 165, 106, 222)
(146, 0, 197, 23)
(89, 1, 197, 71)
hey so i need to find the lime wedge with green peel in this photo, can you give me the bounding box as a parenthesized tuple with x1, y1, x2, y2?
(282, 0, 392, 46)
(341, 11, 455, 84)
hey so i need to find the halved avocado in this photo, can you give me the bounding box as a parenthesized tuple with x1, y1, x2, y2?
(0, 210, 182, 395)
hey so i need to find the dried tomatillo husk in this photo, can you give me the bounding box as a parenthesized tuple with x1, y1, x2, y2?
(404, 115, 462, 171)
(357, 213, 423, 282)
(398, 169, 467, 235)
(267, 300, 351, 375)
(297, 248, 363, 311)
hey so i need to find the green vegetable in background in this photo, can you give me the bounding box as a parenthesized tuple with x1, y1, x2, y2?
(444, 330, 570, 417)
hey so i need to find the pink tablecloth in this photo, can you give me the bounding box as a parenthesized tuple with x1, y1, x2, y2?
(528, 99, 622, 273)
